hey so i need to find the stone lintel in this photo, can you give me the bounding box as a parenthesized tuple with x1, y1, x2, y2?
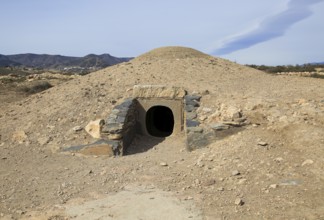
(133, 85, 186, 99)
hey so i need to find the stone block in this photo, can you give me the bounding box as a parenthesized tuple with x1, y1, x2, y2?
(133, 85, 186, 99)
(85, 119, 105, 139)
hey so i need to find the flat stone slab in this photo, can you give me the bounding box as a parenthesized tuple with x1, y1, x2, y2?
(62, 139, 120, 156)
(133, 85, 186, 99)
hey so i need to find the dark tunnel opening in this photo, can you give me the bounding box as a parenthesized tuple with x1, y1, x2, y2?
(146, 106, 174, 137)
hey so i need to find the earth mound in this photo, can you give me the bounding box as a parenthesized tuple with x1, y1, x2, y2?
(0, 46, 323, 220)
(134, 46, 211, 60)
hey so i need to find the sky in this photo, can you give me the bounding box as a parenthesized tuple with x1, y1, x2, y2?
(1, 0, 324, 65)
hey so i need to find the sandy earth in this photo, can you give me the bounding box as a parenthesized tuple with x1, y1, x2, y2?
(0, 47, 324, 219)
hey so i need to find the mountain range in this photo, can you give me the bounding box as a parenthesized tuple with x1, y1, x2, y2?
(0, 53, 132, 70)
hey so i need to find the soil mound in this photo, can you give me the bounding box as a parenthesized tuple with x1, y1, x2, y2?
(0, 46, 323, 220)
(134, 46, 211, 60)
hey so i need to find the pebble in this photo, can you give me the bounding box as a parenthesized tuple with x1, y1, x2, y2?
(234, 198, 244, 206)
(301, 159, 314, 166)
(257, 141, 268, 146)
(217, 187, 224, 191)
(232, 170, 240, 176)
(160, 162, 168, 166)
(72, 126, 83, 132)
(211, 123, 230, 131)
(238, 178, 247, 185)
(274, 157, 284, 162)
(269, 184, 278, 189)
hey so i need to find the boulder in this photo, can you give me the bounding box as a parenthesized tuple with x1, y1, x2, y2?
(85, 119, 105, 139)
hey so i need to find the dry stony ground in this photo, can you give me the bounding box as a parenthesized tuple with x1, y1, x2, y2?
(0, 47, 324, 219)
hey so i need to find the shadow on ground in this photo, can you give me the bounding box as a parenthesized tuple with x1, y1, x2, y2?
(125, 135, 165, 155)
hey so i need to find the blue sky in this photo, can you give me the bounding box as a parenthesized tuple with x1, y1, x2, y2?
(1, 0, 323, 65)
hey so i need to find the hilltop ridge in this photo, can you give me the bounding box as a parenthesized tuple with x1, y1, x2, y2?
(0, 53, 132, 70)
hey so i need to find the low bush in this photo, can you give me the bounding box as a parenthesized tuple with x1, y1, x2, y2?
(20, 81, 53, 94)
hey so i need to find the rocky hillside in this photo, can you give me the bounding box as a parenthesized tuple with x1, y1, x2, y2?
(0, 46, 323, 220)
(0, 53, 132, 69)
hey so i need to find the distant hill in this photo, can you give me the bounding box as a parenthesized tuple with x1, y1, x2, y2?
(0, 53, 132, 70)
(0, 54, 21, 66)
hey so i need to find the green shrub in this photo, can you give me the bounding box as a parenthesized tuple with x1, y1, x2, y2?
(20, 81, 53, 94)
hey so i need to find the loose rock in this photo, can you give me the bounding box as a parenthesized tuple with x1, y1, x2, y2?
(85, 119, 105, 139)
(232, 170, 240, 176)
(301, 159, 314, 166)
(234, 198, 244, 206)
(160, 162, 168, 166)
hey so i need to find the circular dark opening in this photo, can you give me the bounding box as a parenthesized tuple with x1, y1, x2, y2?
(146, 106, 174, 137)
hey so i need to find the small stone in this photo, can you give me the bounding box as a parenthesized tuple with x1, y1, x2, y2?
(257, 141, 268, 146)
(187, 127, 203, 133)
(85, 119, 105, 139)
(186, 112, 197, 120)
(232, 170, 240, 176)
(202, 107, 212, 113)
(238, 178, 247, 185)
(269, 184, 278, 189)
(222, 121, 242, 126)
(160, 162, 168, 166)
(234, 198, 244, 206)
(211, 123, 230, 131)
(108, 133, 123, 140)
(186, 120, 200, 127)
(12, 130, 28, 143)
(274, 157, 284, 162)
(37, 137, 51, 146)
(72, 126, 83, 132)
(217, 187, 224, 191)
(301, 159, 314, 166)
(184, 196, 193, 200)
(204, 179, 216, 186)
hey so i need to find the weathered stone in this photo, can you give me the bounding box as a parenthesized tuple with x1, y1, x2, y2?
(185, 95, 202, 102)
(85, 119, 105, 139)
(102, 123, 123, 134)
(232, 170, 240, 176)
(199, 115, 207, 121)
(63, 139, 121, 156)
(115, 98, 134, 110)
(222, 121, 242, 127)
(108, 133, 123, 140)
(185, 105, 195, 112)
(186, 120, 200, 127)
(234, 198, 244, 206)
(187, 127, 203, 133)
(186, 112, 197, 120)
(269, 184, 278, 189)
(257, 141, 268, 146)
(79, 144, 114, 156)
(301, 159, 314, 166)
(186, 132, 210, 151)
(12, 130, 28, 144)
(185, 98, 200, 107)
(160, 162, 168, 166)
(211, 123, 230, 131)
(221, 105, 242, 120)
(72, 126, 82, 132)
(37, 137, 51, 146)
(133, 85, 186, 99)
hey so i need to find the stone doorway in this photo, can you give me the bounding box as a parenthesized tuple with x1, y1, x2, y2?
(146, 105, 175, 137)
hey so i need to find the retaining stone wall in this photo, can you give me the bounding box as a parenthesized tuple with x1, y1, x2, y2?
(101, 98, 138, 155)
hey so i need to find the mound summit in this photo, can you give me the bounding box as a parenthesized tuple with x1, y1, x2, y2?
(0, 46, 323, 219)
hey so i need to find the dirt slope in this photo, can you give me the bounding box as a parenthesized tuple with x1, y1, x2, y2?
(0, 46, 323, 219)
